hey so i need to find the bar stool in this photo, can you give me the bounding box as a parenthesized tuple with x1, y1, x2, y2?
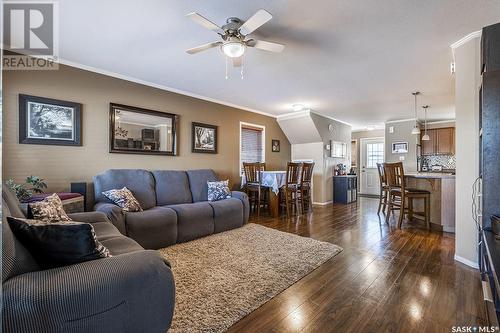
(376, 163, 390, 215)
(384, 162, 431, 229)
(243, 162, 267, 217)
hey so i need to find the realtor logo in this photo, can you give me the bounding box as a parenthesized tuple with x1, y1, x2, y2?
(3, 1, 59, 70)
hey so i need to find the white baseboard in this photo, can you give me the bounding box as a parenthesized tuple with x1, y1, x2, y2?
(454, 254, 479, 269)
(312, 201, 333, 206)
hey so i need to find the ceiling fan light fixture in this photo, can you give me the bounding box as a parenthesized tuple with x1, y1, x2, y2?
(221, 38, 246, 58)
(292, 104, 306, 112)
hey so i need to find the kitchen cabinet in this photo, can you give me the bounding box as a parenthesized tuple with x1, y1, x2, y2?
(420, 127, 455, 155)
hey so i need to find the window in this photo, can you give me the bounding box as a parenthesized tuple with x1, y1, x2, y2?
(366, 142, 384, 168)
(240, 123, 265, 173)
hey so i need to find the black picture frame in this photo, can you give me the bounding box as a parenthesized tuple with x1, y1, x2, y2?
(19, 94, 82, 146)
(272, 139, 280, 152)
(192, 122, 218, 154)
(109, 103, 179, 156)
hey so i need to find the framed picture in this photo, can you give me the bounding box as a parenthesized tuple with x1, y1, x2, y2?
(272, 139, 280, 152)
(192, 122, 217, 154)
(19, 94, 82, 146)
(392, 141, 409, 153)
(109, 103, 179, 155)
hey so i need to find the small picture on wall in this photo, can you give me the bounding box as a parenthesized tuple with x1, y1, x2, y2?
(272, 139, 280, 152)
(192, 122, 217, 154)
(19, 94, 82, 146)
(392, 141, 409, 153)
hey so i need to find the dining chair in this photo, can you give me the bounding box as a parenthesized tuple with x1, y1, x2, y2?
(376, 163, 390, 215)
(280, 162, 302, 218)
(298, 162, 315, 213)
(384, 162, 431, 229)
(243, 162, 267, 217)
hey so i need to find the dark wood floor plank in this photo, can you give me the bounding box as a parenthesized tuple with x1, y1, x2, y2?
(226, 198, 485, 333)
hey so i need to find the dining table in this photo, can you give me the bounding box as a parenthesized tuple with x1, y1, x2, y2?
(241, 170, 287, 218)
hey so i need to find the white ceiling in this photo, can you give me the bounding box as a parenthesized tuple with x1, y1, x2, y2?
(58, 0, 500, 130)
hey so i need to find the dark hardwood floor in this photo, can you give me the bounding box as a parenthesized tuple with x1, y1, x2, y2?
(227, 197, 486, 333)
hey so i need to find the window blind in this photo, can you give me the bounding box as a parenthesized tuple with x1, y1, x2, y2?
(241, 127, 264, 169)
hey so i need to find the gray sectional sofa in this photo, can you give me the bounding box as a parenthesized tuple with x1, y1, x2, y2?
(93, 169, 250, 249)
(2, 185, 176, 333)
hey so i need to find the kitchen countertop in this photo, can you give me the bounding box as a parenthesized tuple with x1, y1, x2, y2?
(405, 172, 456, 179)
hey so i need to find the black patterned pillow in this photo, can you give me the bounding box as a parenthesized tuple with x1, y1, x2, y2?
(29, 193, 72, 223)
(207, 180, 231, 202)
(102, 187, 143, 212)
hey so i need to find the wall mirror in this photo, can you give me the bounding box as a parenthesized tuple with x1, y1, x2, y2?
(109, 103, 178, 155)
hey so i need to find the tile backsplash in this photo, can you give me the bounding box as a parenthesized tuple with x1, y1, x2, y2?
(421, 154, 456, 169)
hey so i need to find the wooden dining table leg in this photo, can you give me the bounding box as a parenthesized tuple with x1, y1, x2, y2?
(268, 188, 280, 218)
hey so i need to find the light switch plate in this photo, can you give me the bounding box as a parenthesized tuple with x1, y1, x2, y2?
(399, 156, 405, 161)
(389, 126, 394, 133)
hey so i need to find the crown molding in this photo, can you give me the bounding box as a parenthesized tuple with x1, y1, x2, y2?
(450, 31, 482, 49)
(58, 58, 277, 119)
(385, 118, 416, 124)
(276, 110, 311, 121)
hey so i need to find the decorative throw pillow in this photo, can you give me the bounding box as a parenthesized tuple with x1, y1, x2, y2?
(28, 193, 72, 223)
(7, 217, 111, 269)
(102, 187, 143, 212)
(207, 180, 231, 202)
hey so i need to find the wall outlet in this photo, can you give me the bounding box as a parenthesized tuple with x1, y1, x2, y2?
(399, 155, 405, 161)
(389, 126, 394, 133)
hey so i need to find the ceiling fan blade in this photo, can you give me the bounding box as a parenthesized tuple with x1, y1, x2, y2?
(232, 56, 243, 67)
(186, 41, 222, 54)
(239, 9, 272, 35)
(187, 12, 223, 33)
(247, 40, 285, 53)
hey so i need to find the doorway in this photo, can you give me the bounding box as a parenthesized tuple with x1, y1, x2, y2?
(359, 137, 385, 195)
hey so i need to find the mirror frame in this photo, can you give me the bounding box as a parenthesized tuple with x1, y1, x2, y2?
(109, 103, 179, 156)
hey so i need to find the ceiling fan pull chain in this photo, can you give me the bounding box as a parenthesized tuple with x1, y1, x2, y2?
(241, 56, 244, 80)
(225, 55, 229, 80)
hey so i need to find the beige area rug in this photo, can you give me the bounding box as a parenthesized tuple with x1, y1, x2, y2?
(158, 223, 343, 333)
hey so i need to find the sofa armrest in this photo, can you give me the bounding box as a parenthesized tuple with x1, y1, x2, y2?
(232, 191, 249, 224)
(94, 202, 126, 235)
(67, 211, 110, 224)
(3, 250, 175, 333)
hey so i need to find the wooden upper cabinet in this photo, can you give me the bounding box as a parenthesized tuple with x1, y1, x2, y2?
(421, 129, 437, 156)
(420, 127, 455, 155)
(436, 127, 455, 155)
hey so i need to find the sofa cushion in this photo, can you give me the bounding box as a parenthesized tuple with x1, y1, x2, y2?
(186, 169, 218, 202)
(125, 207, 177, 249)
(94, 169, 156, 210)
(166, 202, 214, 243)
(92, 222, 124, 241)
(208, 198, 244, 233)
(2, 185, 26, 218)
(99, 236, 144, 255)
(152, 170, 192, 205)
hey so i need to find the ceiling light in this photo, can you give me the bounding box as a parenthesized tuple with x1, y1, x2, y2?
(421, 105, 430, 140)
(221, 37, 246, 58)
(292, 104, 306, 112)
(366, 125, 375, 131)
(411, 92, 421, 135)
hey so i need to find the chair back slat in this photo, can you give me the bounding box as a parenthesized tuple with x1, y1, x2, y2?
(286, 162, 302, 186)
(383, 162, 406, 190)
(243, 162, 265, 185)
(301, 162, 315, 187)
(376, 163, 387, 187)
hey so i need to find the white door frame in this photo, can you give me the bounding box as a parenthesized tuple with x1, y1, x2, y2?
(359, 137, 385, 195)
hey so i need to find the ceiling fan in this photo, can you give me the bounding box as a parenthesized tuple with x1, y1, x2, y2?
(186, 9, 285, 68)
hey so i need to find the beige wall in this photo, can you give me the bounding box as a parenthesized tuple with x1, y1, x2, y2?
(2, 65, 291, 196)
(454, 36, 481, 267)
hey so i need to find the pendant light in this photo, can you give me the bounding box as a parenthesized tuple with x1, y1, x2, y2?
(411, 92, 421, 135)
(421, 105, 430, 140)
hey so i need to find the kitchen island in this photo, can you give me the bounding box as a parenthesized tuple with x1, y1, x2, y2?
(405, 172, 456, 232)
